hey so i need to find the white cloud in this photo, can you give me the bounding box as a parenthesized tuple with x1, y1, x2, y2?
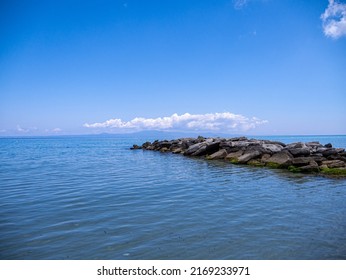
(233, 0, 249, 9)
(321, 0, 346, 39)
(52, 128, 62, 133)
(16, 125, 29, 133)
(84, 112, 268, 132)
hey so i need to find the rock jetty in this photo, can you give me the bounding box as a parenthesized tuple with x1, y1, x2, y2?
(131, 136, 346, 177)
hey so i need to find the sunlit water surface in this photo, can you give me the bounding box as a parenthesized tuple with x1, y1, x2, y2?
(1, 135, 346, 259)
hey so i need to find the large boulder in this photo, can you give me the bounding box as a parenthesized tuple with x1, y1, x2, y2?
(191, 145, 207, 156)
(285, 142, 304, 149)
(230, 136, 248, 141)
(184, 142, 206, 156)
(159, 141, 173, 149)
(264, 151, 293, 167)
(263, 140, 286, 147)
(292, 157, 316, 167)
(142, 141, 151, 149)
(205, 141, 221, 155)
(130, 144, 142, 150)
(207, 149, 228, 160)
(321, 148, 339, 157)
(230, 141, 251, 149)
(238, 145, 265, 163)
(172, 147, 183, 154)
(225, 150, 243, 161)
(287, 147, 311, 157)
(262, 143, 283, 153)
(299, 160, 319, 173)
(321, 160, 346, 168)
(305, 141, 322, 147)
(237, 149, 262, 164)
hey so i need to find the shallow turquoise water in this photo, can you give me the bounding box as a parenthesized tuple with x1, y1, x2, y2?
(0, 135, 346, 259)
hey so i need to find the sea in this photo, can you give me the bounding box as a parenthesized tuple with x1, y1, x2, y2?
(0, 134, 346, 260)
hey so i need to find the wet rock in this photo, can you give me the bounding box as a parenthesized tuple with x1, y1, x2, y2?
(299, 160, 319, 173)
(264, 151, 293, 167)
(172, 147, 183, 154)
(205, 141, 221, 155)
(237, 149, 262, 164)
(261, 153, 271, 162)
(324, 143, 332, 148)
(225, 150, 243, 161)
(207, 149, 228, 160)
(292, 157, 315, 166)
(191, 145, 208, 156)
(130, 144, 142, 150)
(321, 160, 346, 168)
(142, 142, 151, 149)
(184, 142, 206, 156)
(247, 159, 265, 166)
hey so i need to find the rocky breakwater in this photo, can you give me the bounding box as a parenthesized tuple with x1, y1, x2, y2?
(131, 136, 346, 177)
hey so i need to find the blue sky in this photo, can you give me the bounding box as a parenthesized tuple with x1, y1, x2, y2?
(1, 0, 345, 136)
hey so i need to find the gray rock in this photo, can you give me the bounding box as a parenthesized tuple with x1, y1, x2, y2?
(207, 149, 228, 160)
(322, 148, 339, 157)
(192, 145, 208, 156)
(265, 151, 293, 167)
(321, 160, 346, 168)
(230, 141, 251, 148)
(292, 157, 315, 166)
(159, 141, 172, 148)
(130, 144, 142, 150)
(316, 147, 328, 153)
(146, 145, 155, 150)
(299, 161, 319, 173)
(220, 141, 244, 153)
(286, 142, 306, 149)
(225, 150, 243, 160)
(237, 150, 262, 164)
(287, 147, 311, 157)
(205, 141, 221, 155)
(172, 147, 183, 154)
(205, 138, 214, 143)
(306, 141, 322, 148)
(142, 142, 151, 149)
(262, 143, 283, 153)
(311, 156, 327, 164)
(230, 137, 248, 141)
(263, 140, 286, 147)
(261, 154, 271, 162)
(324, 143, 332, 148)
(184, 142, 206, 156)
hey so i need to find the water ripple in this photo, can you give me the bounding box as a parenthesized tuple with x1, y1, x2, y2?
(1, 136, 346, 259)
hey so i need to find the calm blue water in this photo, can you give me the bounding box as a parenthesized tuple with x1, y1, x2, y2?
(0, 135, 346, 260)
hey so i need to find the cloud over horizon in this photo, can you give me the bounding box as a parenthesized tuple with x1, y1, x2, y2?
(84, 112, 268, 133)
(321, 0, 346, 39)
